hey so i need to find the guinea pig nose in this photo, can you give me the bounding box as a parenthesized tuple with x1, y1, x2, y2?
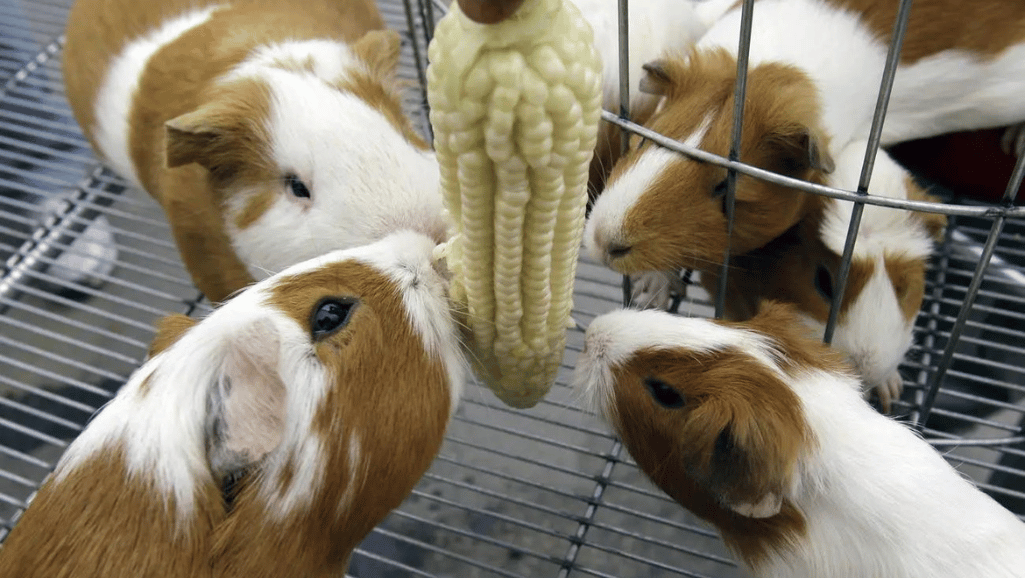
(607, 244, 632, 259)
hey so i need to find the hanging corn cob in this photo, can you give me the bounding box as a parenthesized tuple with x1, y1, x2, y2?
(427, 0, 602, 408)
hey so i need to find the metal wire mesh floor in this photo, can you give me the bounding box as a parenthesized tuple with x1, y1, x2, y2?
(0, 0, 1023, 576)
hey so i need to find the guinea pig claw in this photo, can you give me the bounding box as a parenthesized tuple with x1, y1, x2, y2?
(1000, 122, 1025, 158)
(630, 270, 683, 310)
(874, 372, 904, 414)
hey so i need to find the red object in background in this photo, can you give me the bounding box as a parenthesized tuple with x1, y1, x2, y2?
(888, 127, 1023, 205)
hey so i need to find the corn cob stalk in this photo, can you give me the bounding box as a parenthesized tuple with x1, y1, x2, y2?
(427, 0, 602, 408)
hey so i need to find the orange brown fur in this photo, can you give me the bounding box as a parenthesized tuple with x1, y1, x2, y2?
(830, 0, 1025, 63)
(147, 313, 198, 359)
(207, 262, 452, 577)
(609, 49, 832, 274)
(0, 445, 224, 578)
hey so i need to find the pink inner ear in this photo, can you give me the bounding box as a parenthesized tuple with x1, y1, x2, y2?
(209, 318, 286, 476)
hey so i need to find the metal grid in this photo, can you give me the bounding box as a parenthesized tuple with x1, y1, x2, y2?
(0, 0, 1021, 577)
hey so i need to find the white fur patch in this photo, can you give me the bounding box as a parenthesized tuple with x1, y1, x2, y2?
(220, 43, 446, 281)
(570, 0, 708, 109)
(771, 365, 1025, 578)
(820, 143, 934, 261)
(835, 257, 914, 387)
(884, 43, 1025, 144)
(227, 39, 357, 83)
(92, 6, 221, 187)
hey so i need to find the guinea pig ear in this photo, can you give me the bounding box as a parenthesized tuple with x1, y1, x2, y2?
(906, 181, 948, 242)
(707, 425, 785, 518)
(205, 317, 287, 480)
(166, 104, 228, 170)
(353, 29, 402, 78)
(639, 60, 674, 96)
(147, 314, 198, 359)
(764, 125, 835, 176)
(165, 99, 263, 172)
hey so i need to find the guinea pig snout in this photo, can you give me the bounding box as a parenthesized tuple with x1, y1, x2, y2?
(586, 218, 633, 269)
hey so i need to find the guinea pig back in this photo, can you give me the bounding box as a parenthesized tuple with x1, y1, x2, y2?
(0, 231, 464, 578)
(62, 0, 445, 302)
(584, 49, 835, 276)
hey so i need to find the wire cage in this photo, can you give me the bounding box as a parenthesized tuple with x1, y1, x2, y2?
(0, 0, 1023, 576)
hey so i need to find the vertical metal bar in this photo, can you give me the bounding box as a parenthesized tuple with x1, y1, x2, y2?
(421, 0, 436, 43)
(714, 0, 755, 319)
(822, 0, 915, 343)
(908, 219, 954, 423)
(617, 0, 633, 307)
(555, 439, 623, 578)
(403, 0, 433, 141)
(916, 150, 1025, 428)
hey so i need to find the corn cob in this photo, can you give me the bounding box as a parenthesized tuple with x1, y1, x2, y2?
(427, 0, 602, 408)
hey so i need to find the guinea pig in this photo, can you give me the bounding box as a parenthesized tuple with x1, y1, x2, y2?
(573, 302, 1025, 578)
(0, 230, 465, 578)
(585, 0, 1025, 284)
(62, 0, 446, 303)
(701, 141, 946, 411)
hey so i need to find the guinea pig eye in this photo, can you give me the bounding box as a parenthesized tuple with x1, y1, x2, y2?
(814, 264, 834, 301)
(643, 376, 686, 409)
(285, 174, 311, 199)
(712, 178, 729, 198)
(311, 298, 357, 339)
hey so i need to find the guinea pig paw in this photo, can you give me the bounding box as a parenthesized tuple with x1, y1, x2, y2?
(630, 270, 680, 310)
(873, 372, 904, 414)
(1000, 122, 1025, 158)
(729, 491, 783, 519)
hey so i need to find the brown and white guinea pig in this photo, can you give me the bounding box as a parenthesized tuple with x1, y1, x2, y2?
(0, 230, 465, 578)
(62, 0, 445, 303)
(572, 302, 1025, 578)
(701, 141, 946, 411)
(585, 0, 1025, 287)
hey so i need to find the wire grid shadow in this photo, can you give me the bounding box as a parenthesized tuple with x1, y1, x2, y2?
(0, 0, 1021, 577)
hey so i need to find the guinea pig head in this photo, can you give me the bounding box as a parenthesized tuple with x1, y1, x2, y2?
(584, 48, 834, 275)
(201, 230, 464, 575)
(165, 30, 446, 282)
(574, 306, 816, 541)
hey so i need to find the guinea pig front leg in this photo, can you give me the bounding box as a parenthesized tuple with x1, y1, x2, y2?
(161, 169, 255, 303)
(629, 270, 686, 310)
(867, 371, 904, 414)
